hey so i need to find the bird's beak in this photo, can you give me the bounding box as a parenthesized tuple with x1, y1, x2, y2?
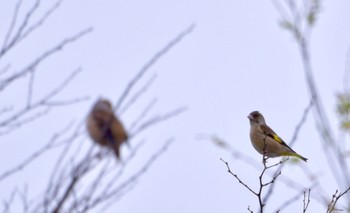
(247, 115, 253, 120)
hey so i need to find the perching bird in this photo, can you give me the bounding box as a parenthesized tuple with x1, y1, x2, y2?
(87, 99, 128, 159)
(247, 111, 307, 162)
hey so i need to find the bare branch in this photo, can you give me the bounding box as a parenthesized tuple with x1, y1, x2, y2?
(43, 96, 90, 107)
(220, 158, 257, 196)
(207, 134, 310, 196)
(221, 149, 285, 213)
(89, 138, 174, 212)
(0, 92, 88, 135)
(119, 74, 157, 115)
(258, 152, 283, 212)
(1, 0, 64, 58)
(130, 106, 187, 137)
(205, 134, 260, 170)
(0, 64, 11, 76)
(2, 188, 18, 213)
(0, 28, 92, 91)
(289, 99, 313, 146)
(40, 68, 82, 103)
(0, 68, 84, 130)
(18, 184, 29, 213)
(53, 175, 80, 213)
(303, 189, 311, 213)
(0, 122, 77, 182)
(0, 106, 13, 117)
(326, 187, 350, 213)
(129, 98, 157, 131)
(0, 108, 50, 136)
(26, 69, 35, 107)
(97, 140, 147, 196)
(271, 0, 291, 23)
(114, 24, 195, 112)
(1, 0, 23, 51)
(42, 122, 87, 212)
(272, 0, 350, 201)
(0, 0, 40, 57)
(19, 0, 63, 45)
(274, 188, 313, 212)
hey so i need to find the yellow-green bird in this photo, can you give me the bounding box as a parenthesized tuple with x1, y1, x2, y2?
(247, 111, 308, 162)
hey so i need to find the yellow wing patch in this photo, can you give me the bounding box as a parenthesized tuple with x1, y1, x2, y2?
(259, 124, 286, 144)
(272, 134, 283, 143)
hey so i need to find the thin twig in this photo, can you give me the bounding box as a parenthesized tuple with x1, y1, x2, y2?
(19, 0, 63, 44)
(1, 0, 23, 51)
(88, 138, 174, 211)
(18, 184, 29, 213)
(0, 122, 75, 182)
(0, 68, 83, 128)
(303, 189, 311, 213)
(43, 96, 90, 106)
(0, 28, 92, 91)
(114, 24, 195, 112)
(130, 107, 187, 137)
(221, 151, 285, 213)
(0, 108, 50, 136)
(2, 188, 18, 213)
(220, 158, 257, 195)
(129, 98, 157, 131)
(26, 69, 35, 107)
(119, 74, 157, 115)
(289, 99, 313, 146)
(0, 64, 11, 76)
(326, 187, 350, 213)
(1, 0, 64, 57)
(0, 0, 40, 57)
(274, 187, 313, 212)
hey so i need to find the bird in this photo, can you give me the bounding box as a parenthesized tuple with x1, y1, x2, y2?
(247, 111, 308, 162)
(87, 99, 128, 159)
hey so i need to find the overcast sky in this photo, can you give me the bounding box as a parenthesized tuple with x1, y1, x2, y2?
(1, 0, 350, 212)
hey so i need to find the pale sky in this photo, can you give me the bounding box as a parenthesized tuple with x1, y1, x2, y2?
(1, 0, 350, 212)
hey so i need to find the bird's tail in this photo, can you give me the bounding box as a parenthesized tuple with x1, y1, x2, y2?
(292, 153, 308, 162)
(111, 145, 121, 160)
(106, 130, 121, 160)
(124, 134, 131, 149)
(294, 153, 308, 162)
(282, 152, 308, 162)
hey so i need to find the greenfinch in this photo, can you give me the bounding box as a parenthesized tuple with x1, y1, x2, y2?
(87, 99, 128, 159)
(248, 111, 307, 162)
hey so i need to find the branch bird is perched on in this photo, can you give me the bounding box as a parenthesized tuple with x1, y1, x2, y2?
(87, 99, 128, 160)
(247, 111, 308, 162)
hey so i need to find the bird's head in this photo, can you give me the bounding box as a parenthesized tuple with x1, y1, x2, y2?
(247, 111, 266, 125)
(92, 99, 113, 113)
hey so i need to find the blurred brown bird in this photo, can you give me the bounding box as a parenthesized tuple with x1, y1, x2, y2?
(87, 99, 128, 159)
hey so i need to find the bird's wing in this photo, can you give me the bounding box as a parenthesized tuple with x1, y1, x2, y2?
(106, 128, 121, 159)
(259, 124, 289, 147)
(92, 112, 115, 143)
